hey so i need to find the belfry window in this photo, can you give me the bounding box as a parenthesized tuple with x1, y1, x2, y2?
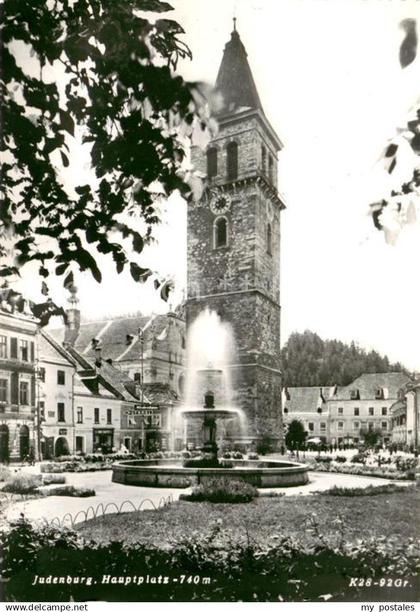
(266, 223, 272, 255)
(226, 142, 238, 180)
(207, 147, 218, 178)
(214, 216, 228, 248)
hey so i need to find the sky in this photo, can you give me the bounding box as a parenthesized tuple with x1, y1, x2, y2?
(9, 0, 420, 370)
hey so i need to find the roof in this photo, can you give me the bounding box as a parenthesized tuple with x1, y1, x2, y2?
(40, 330, 76, 366)
(143, 383, 179, 406)
(65, 344, 140, 403)
(334, 372, 411, 401)
(389, 399, 406, 415)
(215, 28, 263, 116)
(50, 313, 184, 362)
(284, 387, 331, 414)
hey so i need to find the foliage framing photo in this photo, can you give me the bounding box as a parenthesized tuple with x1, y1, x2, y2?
(1, 0, 211, 296)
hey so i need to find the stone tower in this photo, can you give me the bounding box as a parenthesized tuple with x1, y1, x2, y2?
(186, 25, 285, 449)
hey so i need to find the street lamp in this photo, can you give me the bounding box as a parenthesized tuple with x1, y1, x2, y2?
(138, 328, 144, 406)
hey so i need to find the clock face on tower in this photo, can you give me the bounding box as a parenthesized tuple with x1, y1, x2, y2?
(210, 193, 231, 215)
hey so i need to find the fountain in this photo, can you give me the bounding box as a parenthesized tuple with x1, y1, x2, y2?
(112, 309, 309, 489)
(180, 365, 243, 467)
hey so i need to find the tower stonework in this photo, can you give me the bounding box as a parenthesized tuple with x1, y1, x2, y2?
(186, 27, 285, 449)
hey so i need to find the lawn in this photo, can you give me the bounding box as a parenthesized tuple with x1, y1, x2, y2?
(77, 486, 420, 548)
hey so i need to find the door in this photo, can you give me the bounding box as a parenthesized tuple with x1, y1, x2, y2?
(0, 425, 9, 463)
(19, 425, 30, 459)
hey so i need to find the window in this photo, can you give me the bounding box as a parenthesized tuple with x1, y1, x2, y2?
(76, 436, 84, 453)
(308, 422, 314, 432)
(57, 370, 65, 385)
(94, 408, 100, 424)
(337, 407, 343, 415)
(350, 389, 359, 400)
(226, 141, 238, 180)
(0, 335, 7, 358)
(19, 339, 29, 362)
(368, 422, 374, 432)
(354, 421, 360, 430)
(77, 407, 83, 424)
(382, 407, 387, 416)
(268, 155, 274, 183)
(338, 421, 344, 430)
(320, 422, 326, 431)
(181, 336, 186, 349)
(381, 421, 388, 430)
(261, 145, 266, 174)
(19, 381, 29, 405)
(375, 388, 384, 399)
(124, 437, 132, 451)
(266, 223, 272, 255)
(39, 401, 45, 421)
(369, 406, 374, 416)
(148, 414, 161, 427)
(10, 337, 18, 359)
(354, 407, 359, 416)
(207, 147, 218, 178)
(214, 216, 228, 248)
(107, 409, 112, 424)
(38, 367, 45, 382)
(57, 402, 65, 422)
(0, 379, 7, 402)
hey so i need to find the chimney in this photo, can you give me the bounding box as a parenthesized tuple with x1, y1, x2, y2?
(64, 285, 80, 346)
(91, 338, 102, 368)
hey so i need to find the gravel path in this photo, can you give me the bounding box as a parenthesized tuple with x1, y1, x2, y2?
(4, 468, 410, 526)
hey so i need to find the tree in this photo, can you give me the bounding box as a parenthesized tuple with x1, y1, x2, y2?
(1, 0, 212, 317)
(370, 18, 419, 244)
(281, 330, 407, 387)
(361, 428, 383, 449)
(285, 420, 307, 457)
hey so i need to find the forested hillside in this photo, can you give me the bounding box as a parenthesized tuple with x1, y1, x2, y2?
(280, 330, 407, 387)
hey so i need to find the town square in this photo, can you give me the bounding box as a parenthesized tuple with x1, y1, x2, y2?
(0, 0, 419, 606)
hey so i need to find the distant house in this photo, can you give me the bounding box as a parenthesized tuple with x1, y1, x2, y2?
(50, 302, 186, 452)
(39, 332, 141, 457)
(38, 331, 76, 458)
(283, 387, 331, 443)
(0, 307, 37, 461)
(51, 309, 186, 399)
(390, 379, 420, 449)
(283, 372, 411, 446)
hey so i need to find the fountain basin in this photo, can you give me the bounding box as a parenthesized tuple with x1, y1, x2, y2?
(112, 459, 309, 488)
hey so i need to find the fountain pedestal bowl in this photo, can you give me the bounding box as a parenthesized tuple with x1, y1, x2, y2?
(112, 459, 309, 489)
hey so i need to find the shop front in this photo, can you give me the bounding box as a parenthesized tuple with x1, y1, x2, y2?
(93, 428, 114, 453)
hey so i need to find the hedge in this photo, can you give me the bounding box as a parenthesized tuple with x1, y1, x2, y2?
(1, 519, 419, 602)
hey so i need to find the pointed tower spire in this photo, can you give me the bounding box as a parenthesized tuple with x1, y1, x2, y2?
(215, 26, 263, 116)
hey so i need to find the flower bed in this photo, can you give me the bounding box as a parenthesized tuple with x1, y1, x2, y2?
(180, 478, 258, 504)
(40, 461, 111, 473)
(307, 453, 418, 480)
(37, 485, 95, 497)
(316, 484, 414, 496)
(312, 461, 413, 480)
(2, 473, 43, 494)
